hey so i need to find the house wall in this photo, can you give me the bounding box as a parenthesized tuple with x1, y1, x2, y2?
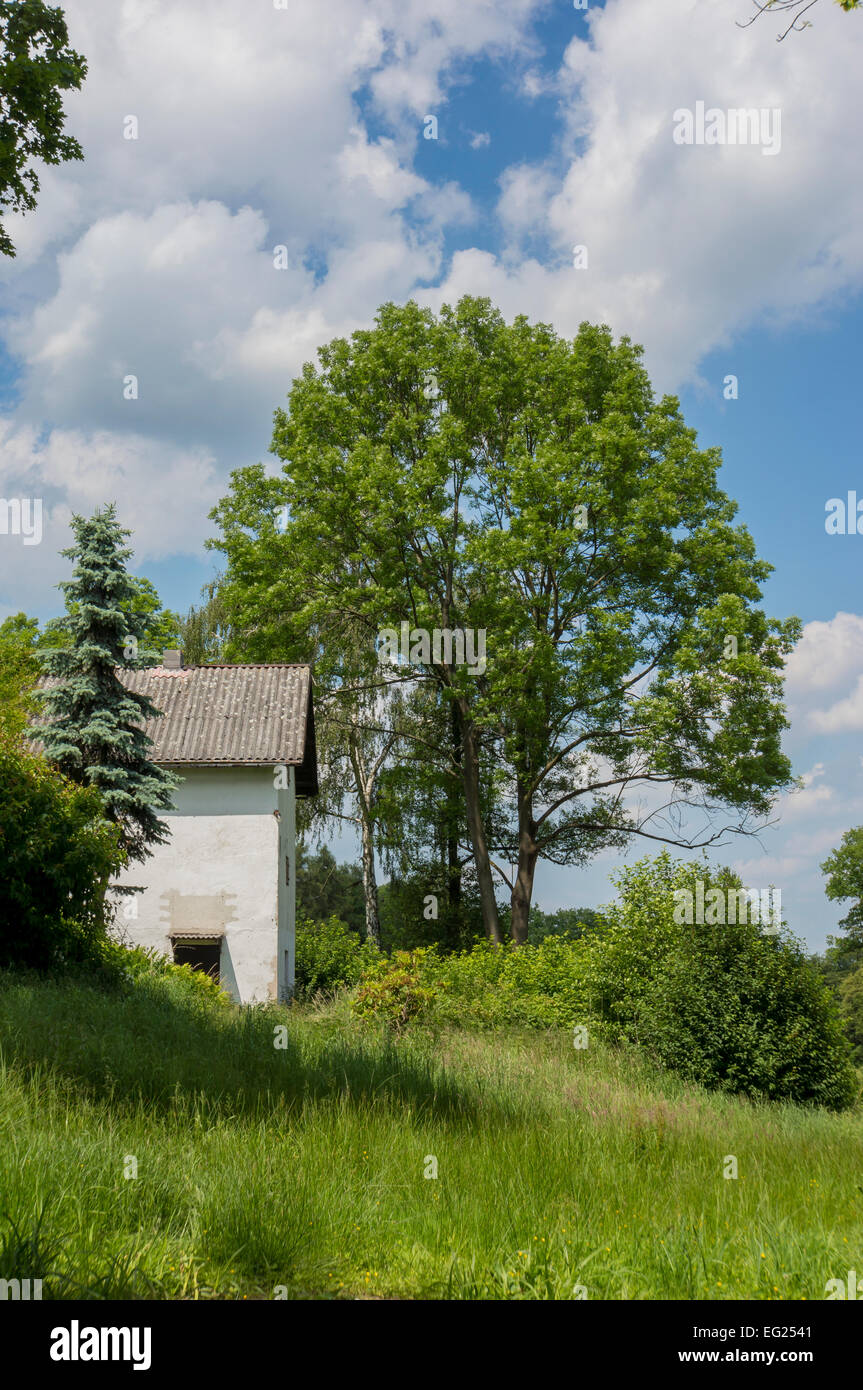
(114, 765, 295, 1005)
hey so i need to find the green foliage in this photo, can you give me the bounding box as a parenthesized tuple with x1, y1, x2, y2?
(0, 0, 87, 257)
(378, 867, 484, 952)
(296, 845, 365, 937)
(38, 573, 181, 655)
(821, 827, 863, 959)
(519, 904, 605, 946)
(0, 735, 125, 972)
(352, 949, 439, 1033)
(31, 504, 180, 863)
(210, 295, 799, 945)
(586, 854, 857, 1110)
(294, 915, 378, 1001)
(0, 612, 40, 739)
(177, 580, 231, 664)
(110, 942, 233, 1010)
(838, 965, 863, 1066)
(0, 969, 861, 1300)
(418, 936, 592, 1030)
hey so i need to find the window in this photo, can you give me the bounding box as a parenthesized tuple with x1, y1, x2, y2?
(173, 941, 221, 981)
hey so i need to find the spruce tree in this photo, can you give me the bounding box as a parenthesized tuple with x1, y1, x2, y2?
(32, 504, 179, 863)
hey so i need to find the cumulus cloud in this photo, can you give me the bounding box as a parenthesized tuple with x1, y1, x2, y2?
(0, 0, 546, 613)
(3, 0, 863, 632)
(780, 612, 863, 732)
(776, 762, 834, 819)
(809, 676, 863, 734)
(0, 421, 220, 559)
(785, 612, 863, 695)
(428, 0, 863, 386)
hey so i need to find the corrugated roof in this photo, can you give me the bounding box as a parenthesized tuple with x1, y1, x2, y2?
(37, 664, 317, 790)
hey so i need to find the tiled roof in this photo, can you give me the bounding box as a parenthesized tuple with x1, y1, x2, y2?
(37, 664, 318, 792)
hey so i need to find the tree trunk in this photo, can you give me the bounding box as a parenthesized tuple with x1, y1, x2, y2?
(508, 834, 536, 945)
(349, 734, 382, 949)
(447, 699, 462, 912)
(458, 706, 502, 945)
(360, 810, 381, 948)
(510, 792, 539, 945)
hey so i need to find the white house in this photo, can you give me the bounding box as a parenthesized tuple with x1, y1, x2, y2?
(112, 651, 317, 1003)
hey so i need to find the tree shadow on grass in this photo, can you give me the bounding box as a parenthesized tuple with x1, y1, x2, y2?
(0, 970, 522, 1129)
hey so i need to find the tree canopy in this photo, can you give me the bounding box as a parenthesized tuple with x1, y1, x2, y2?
(210, 297, 799, 943)
(0, 0, 86, 257)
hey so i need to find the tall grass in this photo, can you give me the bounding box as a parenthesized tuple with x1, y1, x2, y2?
(0, 970, 860, 1300)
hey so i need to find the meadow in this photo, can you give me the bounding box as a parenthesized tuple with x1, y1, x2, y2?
(0, 967, 860, 1301)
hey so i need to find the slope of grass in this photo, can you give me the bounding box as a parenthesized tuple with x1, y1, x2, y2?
(0, 969, 860, 1300)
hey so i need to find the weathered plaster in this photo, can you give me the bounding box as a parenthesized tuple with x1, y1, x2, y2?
(114, 765, 296, 1004)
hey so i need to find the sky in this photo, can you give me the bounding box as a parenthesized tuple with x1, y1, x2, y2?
(2, 0, 863, 950)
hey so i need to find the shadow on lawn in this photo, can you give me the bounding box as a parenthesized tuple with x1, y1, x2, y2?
(0, 970, 514, 1128)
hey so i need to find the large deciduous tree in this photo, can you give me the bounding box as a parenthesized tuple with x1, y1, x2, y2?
(211, 297, 799, 944)
(0, 0, 86, 257)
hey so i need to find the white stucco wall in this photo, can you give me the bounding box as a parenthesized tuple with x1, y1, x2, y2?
(114, 765, 296, 1004)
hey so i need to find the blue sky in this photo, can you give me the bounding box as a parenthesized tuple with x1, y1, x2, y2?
(2, 0, 863, 949)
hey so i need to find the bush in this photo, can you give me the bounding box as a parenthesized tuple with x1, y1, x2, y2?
(586, 854, 858, 1111)
(0, 738, 125, 973)
(294, 915, 378, 1001)
(415, 935, 592, 1030)
(352, 949, 439, 1033)
(110, 942, 232, 1010)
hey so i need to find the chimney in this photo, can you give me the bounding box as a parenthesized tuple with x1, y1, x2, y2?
(162, 649, 183, 669)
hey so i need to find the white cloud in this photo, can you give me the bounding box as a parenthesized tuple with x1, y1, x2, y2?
(0, 421, 220, 566)
(0, 0, 544, 605)
(3, 0, 863, 628)
(785, 612, 863, 695)
(776, 762, 834, 818)
(429, 0, 863, 386)
(780, 613, 863, 732)
(810, 675, 863, 734)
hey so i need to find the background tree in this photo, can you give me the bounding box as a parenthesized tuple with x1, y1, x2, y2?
(32, 504, 179, 863)
(0, 611, 40, 739)
(177, 580, 231, 663)
(0, 0, 86, 257)
(40, 573, 181, 653)
(837, 965, 863, 1065)
(295, 843, 365, 936)
(821, 828, 863, 964)
(213, 296, 798, 944)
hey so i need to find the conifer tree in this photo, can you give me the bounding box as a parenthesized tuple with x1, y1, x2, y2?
(32, 504, 179, 863)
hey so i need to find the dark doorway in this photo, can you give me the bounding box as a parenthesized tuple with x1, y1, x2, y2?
(173, 941, 221, 980)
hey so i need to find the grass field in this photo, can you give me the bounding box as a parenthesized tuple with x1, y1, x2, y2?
(0, 969, 860, 1300)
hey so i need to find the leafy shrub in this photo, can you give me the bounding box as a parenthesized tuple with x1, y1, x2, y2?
(586, 854, 858, 1111)
(352, 949, 439, 1033)
(415, 935, 592, 1030)
(111, 942, 232, 1009)
(294, 915, 378, 1001)
(0, 738, 125, 973)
